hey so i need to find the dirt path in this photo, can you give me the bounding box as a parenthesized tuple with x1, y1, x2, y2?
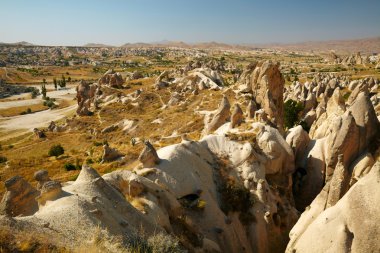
(0, 85, 77, 141)
(0, 104, 76, 131)
(0, 87, 76, 109)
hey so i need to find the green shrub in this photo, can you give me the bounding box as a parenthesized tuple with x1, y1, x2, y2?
(63, 162, 77, 171)
(48, 144, 64, 157)
(343, 92, 351, 101)
(284, 99, 304, 129)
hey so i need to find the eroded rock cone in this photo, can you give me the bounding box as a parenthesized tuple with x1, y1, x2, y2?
(34, 170, 51, 190)
(326, 154, 350, 208)
(0, 176, 39, 216)
(230, 103, 243, 128)
(207, 95, 231, 133)
(138, 141, 160, 168)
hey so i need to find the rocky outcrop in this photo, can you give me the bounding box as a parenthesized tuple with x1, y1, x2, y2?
(98, 69, 124, 88)
(33, 128, 46, 139)
(251, 61, 285, 130)
(76, 80, 97, 116)
(131, 71, 143, 80)
(286, 126, 310, 170)
(235, 62, 257, 93)
(138, 141, 160, 168)
(0, 176, 39, 216)
(101, 144, 123, 163)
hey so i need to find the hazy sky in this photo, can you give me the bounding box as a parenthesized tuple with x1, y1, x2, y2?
(1, 0, 380, 46)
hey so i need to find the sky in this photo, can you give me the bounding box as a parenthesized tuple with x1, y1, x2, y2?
(0, 0, 380, 46)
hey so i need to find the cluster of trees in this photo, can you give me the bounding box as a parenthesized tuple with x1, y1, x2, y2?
(53, 75, 71, 90)
(40, 83, 57, 108)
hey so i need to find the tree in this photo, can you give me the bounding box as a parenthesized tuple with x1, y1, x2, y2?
(53, 78, 57, 90)
(41, 84, 47, 99)
(61, 75, 66, 88)
(42, 78, 46, 84)
(284, 99, 304, 129)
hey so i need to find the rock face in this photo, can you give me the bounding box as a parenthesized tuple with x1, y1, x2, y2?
(0, 176, 39, 216)
(291, 89, 380, 211)
(251, 61, 285, 130)
(138, 141, 160, 167)
(286, 161, 380, 253)
(207, 95, 231, 133)
(98, 69, 124, 88)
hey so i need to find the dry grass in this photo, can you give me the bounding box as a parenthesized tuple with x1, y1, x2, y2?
(0, 103, 48, 117)
(0, 224, 68, 253)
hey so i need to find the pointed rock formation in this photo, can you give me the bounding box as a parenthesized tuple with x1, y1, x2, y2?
(251, 61, 285, 130)
(138, 141, 160, 168)
(207, 95, 231, 133)
(230, 103, 243, 128)
(246, 99, 257, 119)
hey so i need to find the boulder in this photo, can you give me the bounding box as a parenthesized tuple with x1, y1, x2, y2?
(34, 170, 51, 190)
(0, 176, 39, 216)
(286, 126, 310, 170)
(36, 181, 63, 206)
(33, 128, 46, 139)
(101, 144, 123, 163)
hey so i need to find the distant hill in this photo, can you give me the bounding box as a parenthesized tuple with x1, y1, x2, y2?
(1, 37, 379, 54)
(254, 37, 380, 54)
(0, 41, 35, 46)
(82, 43, 114, 48)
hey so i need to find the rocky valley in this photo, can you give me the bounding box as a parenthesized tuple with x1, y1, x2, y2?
(0, 41, 379, 253)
